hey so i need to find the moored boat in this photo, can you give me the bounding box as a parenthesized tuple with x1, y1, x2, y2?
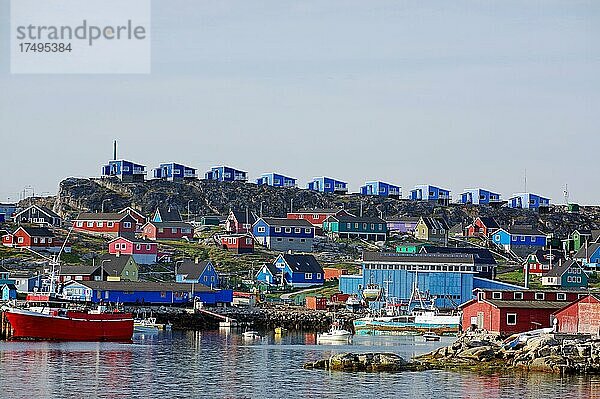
(423, 332, 441, 341)
(317, 320, 353, 344)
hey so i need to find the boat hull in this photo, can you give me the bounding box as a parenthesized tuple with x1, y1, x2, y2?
(5, 309, 134, 342)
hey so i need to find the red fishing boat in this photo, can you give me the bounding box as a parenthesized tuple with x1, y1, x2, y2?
(3, 294, 134, 342)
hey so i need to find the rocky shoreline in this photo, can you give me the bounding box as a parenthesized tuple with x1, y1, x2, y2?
(305, 331, 600, 375)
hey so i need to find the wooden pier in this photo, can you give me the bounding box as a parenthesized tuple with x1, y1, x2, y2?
(0, 310, 13, 340)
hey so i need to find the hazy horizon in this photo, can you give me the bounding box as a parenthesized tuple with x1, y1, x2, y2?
(1, 1, 598, 204)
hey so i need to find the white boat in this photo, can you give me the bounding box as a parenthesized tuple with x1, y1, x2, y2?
(317, 320, 353, 344)
(242, 330, 261, 340)
(423, 332, 441, 341)
(134, 317, 171, 332)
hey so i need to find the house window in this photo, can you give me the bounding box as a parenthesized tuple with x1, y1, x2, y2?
(159, 228, 164, 233)
(557, 293, 566, 301)
(48, 238, 52, 244)
(285, 228, 291, 233)
(257, 227, 265, 233)
(136, 244, 141, 250)
(76, 221, 83, 227)
(246, 238, 252, 245)
(276, 238, 283, 242)
(33, 238, 38, 244)
(370, 224, 375, 230)
(125, 271, 129, 276)
(313, 214, 319, 219)
(305, 228, 311, 234)
(87, 221, 93, 227)
(477, 291, 485, 301)
(172, 228, 178, 234)
(146, 244, 151, 250)
(295, 228, 301, 233)
(535, 293, 545, 300)
(513, 292, 523, 300)
(492, 292, 502, 299)
(204, 276, 208, 282)
(275, 227, 282, 233)
(317, 273, 321, 279)
(494, 234, 500, 241)
(97, 221, 103, 227)
(124, 222, 132, 228)
(506, 313, 517, 325)
(160, 291, 166, 298)
(40, 238, 45, 244)
(347, 223, 351, 228)
(305, 273, 312, 280)
(432, 229, 436, 235)
(108, 222, 114, 227)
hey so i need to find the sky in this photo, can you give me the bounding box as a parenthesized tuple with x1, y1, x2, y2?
(0, 0, 598, 204)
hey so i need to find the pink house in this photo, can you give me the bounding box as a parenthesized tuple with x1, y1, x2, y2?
(108, 236, 158, 264)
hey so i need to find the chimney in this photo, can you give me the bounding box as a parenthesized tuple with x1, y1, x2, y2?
(115, 252, 120, 257)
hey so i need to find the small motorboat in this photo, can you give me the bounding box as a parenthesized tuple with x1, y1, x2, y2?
(242, 330, 261, 340)
(423, 332, 441, 342)
(134, 317, 171, 333)
(317, 320, 353, 344)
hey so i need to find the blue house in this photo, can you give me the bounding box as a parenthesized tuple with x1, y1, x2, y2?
(253, 218, 314, 252)
(307, 177, 348, 194)
(459, 188, 501, 205)
(0, 266, 17, 300)
(507, 193, 550, 209)
(62, 281, 233, 305)
(256, 254, 324, 288)
(491, 226, 547, 258)
(0, 203, 17, 222)
(409, 185, 451, 205)
(360, 181, 401, 198)
(204, 166, 248, 182)
(153, 163, 197, 181)
(101, 160, 146, 183)
(574, 243, 600, 272)
(176, 259, 220, 288)
(256, 173, 297, 188)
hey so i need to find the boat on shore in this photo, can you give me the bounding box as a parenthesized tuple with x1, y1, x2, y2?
(317, 319, 353, 344)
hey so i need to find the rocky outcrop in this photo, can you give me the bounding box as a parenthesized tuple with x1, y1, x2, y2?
(304, 353, 425, 372)
(416, 331, 600, 374)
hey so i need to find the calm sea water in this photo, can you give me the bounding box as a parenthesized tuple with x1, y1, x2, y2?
(0, 330, 598, 399)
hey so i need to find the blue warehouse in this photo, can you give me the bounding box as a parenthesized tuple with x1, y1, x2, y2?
(204, 166, 248, 182)
(256, 173, 297, 188)
(360, 181, 401, 198)
(153, 162, 197, 180)
(459, 188, 501, 205)
(307, 177, 348, 194)
(102, 160, 147, 183)
(410, 185, 451, 205)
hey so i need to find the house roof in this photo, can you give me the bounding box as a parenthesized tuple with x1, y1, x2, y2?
(231, 210, 257, 225)
(18, 226, 55, 237)
(293, 208, 344, 215)
(421, 246, 497, 265)
(98, 254, 136, 275)
(1, 284, 17, 291)
(177, 260, 212, 280)
(327, 215, 386, 224)
(59, 265, 100, 276)
(258, 218, 313, 227)
(119, 207, 146, 219)
(484, 299, 568, 310)
(529, 249, 565, 265)
(477, 217, 499, 229)
(506, 225, 545, 236)
(14, 205, 60, 219)
(593, 230, 600, 243)
(0, 266, 8, 274)
(146, 221, 193, 229)
(74, 280, 214, 293)
(363, 251, 476, 265)
(280, 254, 323, 274)
(155, 207, 182, 222)
(419, 217, 450, 230)
(108, 237, 157, 245)
(544, 260, 583, 278)
(386, 216, 421, 223)
(574, 243, 600, 259)
(259, 262, 280, 278)
(76, 212, 127, 221)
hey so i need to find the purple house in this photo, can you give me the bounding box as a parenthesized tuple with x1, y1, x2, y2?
(386, 216, 420, 234)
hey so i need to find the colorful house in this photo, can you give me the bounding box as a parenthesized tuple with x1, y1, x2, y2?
(307, 177, 348, 194)
(256, 173, 297, 187)
(225, 210, 257, 234)
(176, 259, 220, 288)
(62, 280, 233, 305)
(0, 203, 18, 222)
(360, 181, 401, 198)
(101, 160, 146, 182)
(152, 207, 182, 223)
(73, 212, 137, 238)
(204, 166, 248, 182)
(108, 236, 158, 264)
(1, 283, 17, 301)
(220, 234, 254, 254)
(491, 226, 547, 258)
(13, 205, 61, 227)
(459, 289, 583, 336)
(287, 208, 352, 234)
(322, 215, 387, 241)
(465, 217, 500, 238)
(153, 162, 197, 180)
(562, 229, 600, 254)
(523, 249, 565, 276)
(10, 272, 43, 293)
(256, 253, 324, 288)
(386, 216, 420, 234)
(541, 260, 588, 288)
(97, 254, 139, 282)
(141, 221, 194, 241)
(507, 193, 550, 210)
(253, 218, 314, 252)
(118, 207, 147, 231)
(574, 243, 600, 271)
(553, 294, 600, 336)
(414, 217, 450, 243)
(409, 185, 451, 205)
(2, 226, 70, 253)
(459, 189, 501, 205)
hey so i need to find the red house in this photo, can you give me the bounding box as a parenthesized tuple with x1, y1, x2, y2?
(142, 221, 194, 241)
(287, 208, 352, 234)
(460, 289, 584, 336)
(225, 210, 257, 234)
(553, 294, 600, 336)
(221, 234, 254, 254)
(118, 207, 147, 231)
(465, 217, 500, 238)
(2, 226, 70, 254)
(108, 236, 158, 264)
(523, 249, 565, 276)
(73, 212, 137, 238)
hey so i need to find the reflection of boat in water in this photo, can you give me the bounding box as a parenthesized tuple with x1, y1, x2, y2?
(274, 327, 287, 335)
(317, 319, 353, 344)
(134, 317, 172, 333)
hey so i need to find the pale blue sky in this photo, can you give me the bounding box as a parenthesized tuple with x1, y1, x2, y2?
(1, 1, 598, 203)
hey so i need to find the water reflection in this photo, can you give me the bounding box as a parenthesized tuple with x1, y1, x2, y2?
(0, 331, 597, 399)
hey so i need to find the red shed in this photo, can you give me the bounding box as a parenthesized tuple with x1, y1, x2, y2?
(305, 296, 327, 310)
(221, 234, 254, 254)
(323, 267, 348, 281)
(553, 294, 600, 336)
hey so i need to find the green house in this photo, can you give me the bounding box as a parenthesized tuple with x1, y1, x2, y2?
(100, 254, 139, 282)
(323, 215, 387, 241)
(541, 260, 588, 289)
(395, 242, 430, 254)
(563, 230, 599, 254)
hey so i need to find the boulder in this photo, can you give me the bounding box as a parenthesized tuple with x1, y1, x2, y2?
(456, 346, 496, 362)
(527, 356, 565, 373)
